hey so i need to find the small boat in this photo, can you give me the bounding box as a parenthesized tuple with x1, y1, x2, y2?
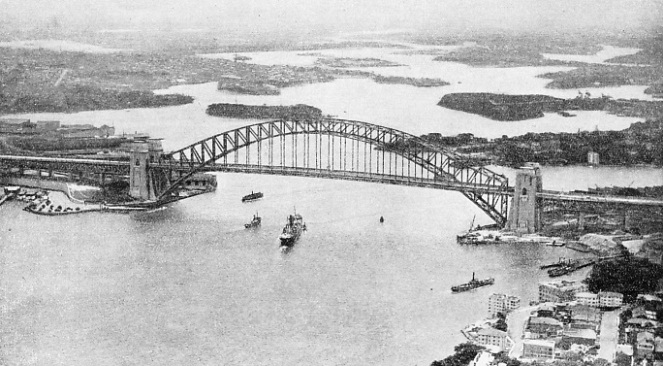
(244, 213, 261, 229)
(379, 216, 384, 223)
(279, 210, 306, 248)
(451, 272, 495, 293)
(242, 191, 263, 202)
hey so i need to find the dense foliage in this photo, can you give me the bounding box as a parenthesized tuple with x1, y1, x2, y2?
(430, 343, 484, 366)
(586, 256, 663, 302)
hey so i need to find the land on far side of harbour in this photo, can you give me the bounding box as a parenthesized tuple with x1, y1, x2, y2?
(383, 119, 663, 168)
(0, 44, 450, 115)
(438, 93, 663, 121)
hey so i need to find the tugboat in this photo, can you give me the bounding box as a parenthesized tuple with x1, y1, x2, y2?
(242, 191, 264, 202)
(451, 272, 495, 293)
(279, 211, 306, 248)
(244, 213, 261, 229)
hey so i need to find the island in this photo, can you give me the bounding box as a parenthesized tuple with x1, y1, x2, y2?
(372, 75, 449, 87)
(315, 57, 403, 68)
(206, 103, 323, 120)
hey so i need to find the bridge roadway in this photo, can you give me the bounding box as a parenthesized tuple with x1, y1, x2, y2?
(3, 155, 663, 207)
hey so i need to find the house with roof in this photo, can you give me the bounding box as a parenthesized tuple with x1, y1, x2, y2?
(569, 305, 601, 329)
(655, 337, 663, 361)
(562, 329, 597, 347)
(638, 331, 656, 357)
(525, 317, 564, 339)
(522, 339, 556, 360)
(633, 305, 658, 321)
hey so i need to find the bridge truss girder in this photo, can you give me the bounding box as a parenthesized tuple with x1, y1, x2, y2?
(157, 118, 511, 226)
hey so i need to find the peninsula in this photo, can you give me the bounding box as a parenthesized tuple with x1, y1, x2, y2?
(438, 93, 663, 121)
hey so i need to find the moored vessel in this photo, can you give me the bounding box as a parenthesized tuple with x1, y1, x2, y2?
(242, 191, 264, 202)
(451, 272, 495, 293)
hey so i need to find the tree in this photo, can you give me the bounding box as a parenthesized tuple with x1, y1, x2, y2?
(430, 343, 484, 366)
(615, 352, 632, 366)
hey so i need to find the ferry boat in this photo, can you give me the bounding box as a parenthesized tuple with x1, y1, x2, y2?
(451, 272, 495, 293)
(242, 191, 263, 202)
(279, 211, 306, 248)
(244, 213, 261, 229)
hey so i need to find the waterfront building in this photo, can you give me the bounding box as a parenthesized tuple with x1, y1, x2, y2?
(522, 339, 555, 360)
(539, 280, 588, 303)
(488, 293, 521, 317)
(587, 151, 600, 165)
(475, 327, 513, 351)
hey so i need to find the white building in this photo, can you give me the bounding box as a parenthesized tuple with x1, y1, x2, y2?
(475, 327, 513, 351)
(587, 151, 600, 165)
(574, 291, 623, 308)
(488, 293, 521, 317)
(599, 291, 624, 308)
(575, 292, 599, 307)
(539, 280, 588, 303)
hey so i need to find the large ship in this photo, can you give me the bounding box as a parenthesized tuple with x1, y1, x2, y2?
(279, 211, 306, 248)
(451, 272, 495, 293)
(242, 191, 263, 202)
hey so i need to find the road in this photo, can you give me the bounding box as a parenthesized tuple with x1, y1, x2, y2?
(507, 305, 538, 358)
(598, 309, 621, 362)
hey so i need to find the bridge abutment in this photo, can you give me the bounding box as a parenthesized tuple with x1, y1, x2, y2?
(506, 165, 542, 233)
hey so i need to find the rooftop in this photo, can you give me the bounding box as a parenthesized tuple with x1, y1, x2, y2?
(477, 327, 508, 337)
(523, 339, 556, 347)
(541, 280, 586, 290)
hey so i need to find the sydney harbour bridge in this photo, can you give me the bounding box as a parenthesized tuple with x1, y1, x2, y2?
(1, 118, 662, 231)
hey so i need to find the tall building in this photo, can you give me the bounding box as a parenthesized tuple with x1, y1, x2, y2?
(539, 280, 588, 303)
(488, 293, 521, 317)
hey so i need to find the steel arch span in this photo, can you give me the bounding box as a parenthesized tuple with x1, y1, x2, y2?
(155, 118, 511, 225)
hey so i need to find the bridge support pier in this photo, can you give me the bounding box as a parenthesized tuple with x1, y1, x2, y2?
(129, 140, 164, 201)
(506, 165, 542, 234)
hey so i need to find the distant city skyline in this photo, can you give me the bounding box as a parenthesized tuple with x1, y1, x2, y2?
(1, 0, 661, 36)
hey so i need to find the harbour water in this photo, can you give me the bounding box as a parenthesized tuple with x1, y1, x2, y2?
(1, 43, 661, 366)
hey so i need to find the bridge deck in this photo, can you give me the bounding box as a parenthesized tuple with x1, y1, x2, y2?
(3, 155, 663, 207)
